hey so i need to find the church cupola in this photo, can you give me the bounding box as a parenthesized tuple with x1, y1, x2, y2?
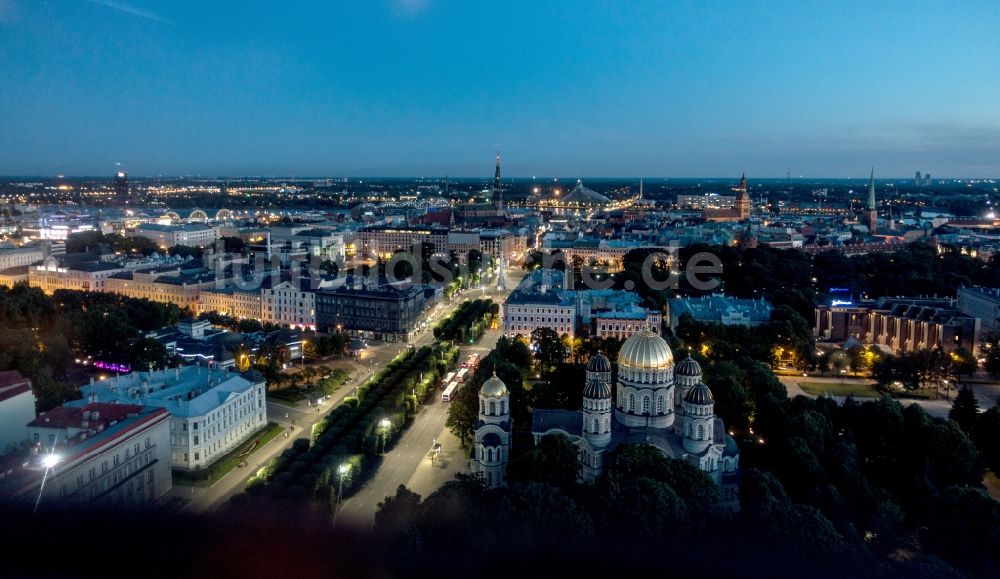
(582, 377, 612, 449)
(682, 382, 715, 454)
(586, 352, 612, 384)
(473, 372, 511, 487)
(673, 354, 702, 409)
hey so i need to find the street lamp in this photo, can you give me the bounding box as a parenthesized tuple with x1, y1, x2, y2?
(34, 452, 61, 513)
(333, 463, 350, 529)
(378, 418, 392, 454)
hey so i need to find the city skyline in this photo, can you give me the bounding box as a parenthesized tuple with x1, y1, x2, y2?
(2, 1, 999, 177)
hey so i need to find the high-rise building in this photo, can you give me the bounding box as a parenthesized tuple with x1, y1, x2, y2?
(915, 171, 922, 185)
(113, 170, 129, 196)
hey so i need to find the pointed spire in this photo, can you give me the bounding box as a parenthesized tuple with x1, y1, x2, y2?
(867, 166, 876, 210)
(493, 149, 502, 211)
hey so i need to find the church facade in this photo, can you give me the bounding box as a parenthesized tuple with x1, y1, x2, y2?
(528, 329, 741, 507)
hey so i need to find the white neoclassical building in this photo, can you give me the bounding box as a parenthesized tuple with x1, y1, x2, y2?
(531, 329, 740, 507)
(470, 372, 512, 488)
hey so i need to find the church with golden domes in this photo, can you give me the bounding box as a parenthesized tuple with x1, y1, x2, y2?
(512, 328, 741, 506)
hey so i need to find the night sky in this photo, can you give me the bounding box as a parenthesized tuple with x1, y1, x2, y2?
(1, 0, 998, 177)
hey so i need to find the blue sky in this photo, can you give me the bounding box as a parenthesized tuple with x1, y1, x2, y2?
(1, 0, 998, 177)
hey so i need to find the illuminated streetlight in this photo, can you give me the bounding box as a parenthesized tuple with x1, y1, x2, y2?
(333, 463, 350, 529)
(34, 452, 61, 513)
(378, 418, 392, 454)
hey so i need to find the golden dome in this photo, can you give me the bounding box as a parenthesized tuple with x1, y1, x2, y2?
(481, 372, 508, 397)
(618, 329, 674, 370)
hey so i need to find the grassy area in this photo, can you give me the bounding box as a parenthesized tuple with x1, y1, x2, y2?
(173, 422, 286, 488)
(798, 381, 878, 398)
(268, 368, 349, 404)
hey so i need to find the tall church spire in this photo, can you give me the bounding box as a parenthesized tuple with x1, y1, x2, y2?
(867, 167, 876, 210)
(866, 167, 878, 234)
(493, 149, 503, 211)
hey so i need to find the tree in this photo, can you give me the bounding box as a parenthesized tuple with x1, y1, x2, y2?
(375, 484, 422, 535)
(948, 386, 980, 433)
(949, 347, 977, 382)
(507, 434, 580, 489)
(531, 328, 566, 374)
(972, 405, 1000, 474)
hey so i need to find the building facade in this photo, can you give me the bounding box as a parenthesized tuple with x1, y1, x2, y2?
(502, 287, 577, 338)
(530, 332, 740, 507)
(315, 277, 427, 342)
(668, 294, 773, 328)
(814, 297, 981, 355)
(356, 226, 449, 259)
(7, 403, 172, 508)
(957, 286, 1000, 335)
(263, 280, 317, 329)
(130, 223, 220, 248)
(0, 371, 35, 450)
(470, 373, 511, 488)
(199, 287, 264, 321)
(0, 246, 45, 270)
(74, 366, 268, 471)
(29, 259, 127, 294)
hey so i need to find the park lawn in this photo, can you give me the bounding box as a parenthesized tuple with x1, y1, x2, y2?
(798, 381, 878, 398)
(173, 422, 285, 488)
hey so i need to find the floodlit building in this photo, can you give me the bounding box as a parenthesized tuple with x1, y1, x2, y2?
(28, 259, 127, 294)
(502, 286, 577, 338)
(530, 332, 740, 507)
(315, 276, 428, 342)
(0, 246, 45, 270)
(262, 280, 317, 329)
(814, 297, 981, 355)
(130, 223, 220, 248)
(471, 373, 512, 488)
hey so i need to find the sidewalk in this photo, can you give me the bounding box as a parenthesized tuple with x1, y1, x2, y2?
(403, 428, 467, 499)
(173, 423, 303, 513)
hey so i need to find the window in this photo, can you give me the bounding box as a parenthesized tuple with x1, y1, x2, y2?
(628, 394, 635, 412)
(487, 448, 493, 462)
(642, 396, 650, 415)
(488, 401, 496, 415)
(593, 418, 599, 433)
(656, 396, 663, 414)
(697, 424, 704, 440)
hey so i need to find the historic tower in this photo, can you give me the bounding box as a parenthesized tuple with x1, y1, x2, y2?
(733, 173, 750, 221)
(673, 355, 703, 411)
(681, 382, 716, 454)
(492, 150, 503, 212)
(582, 354, 613, 449)
(866, 168, 878, 234)
(472, 372, 511, 488)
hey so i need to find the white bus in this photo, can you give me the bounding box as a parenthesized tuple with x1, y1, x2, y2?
(456, 367, 469, 382)
(442, 371, 456, 384)
(442, 381, 459, 402)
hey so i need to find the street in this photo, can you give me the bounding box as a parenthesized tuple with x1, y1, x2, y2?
(174, 267, 525, 515)
(779, 372, 1000, 419)
(336, 269, 525, 526)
